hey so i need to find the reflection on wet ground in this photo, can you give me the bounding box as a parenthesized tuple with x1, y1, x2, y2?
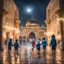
(0, 45, 64, 64)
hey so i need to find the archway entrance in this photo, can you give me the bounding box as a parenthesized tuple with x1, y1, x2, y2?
(29, 32, 35, 40)
(6, 32, 10, 40)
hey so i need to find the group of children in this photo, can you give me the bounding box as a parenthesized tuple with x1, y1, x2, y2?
(7, 34, 57, 55)
(31, 34, 57, 54)
(8, 39, 20, 55)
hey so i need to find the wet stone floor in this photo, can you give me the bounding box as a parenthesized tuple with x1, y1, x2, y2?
(0, 45, 64, 64)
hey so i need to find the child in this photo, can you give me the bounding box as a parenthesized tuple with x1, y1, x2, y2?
(14, 39, 20, 55)
(31, 40, 36, 51)
(8, 39, 13, 51)
(50, 35, 57, 54)
(41, 38, 48, 53)
(36, 41, 41, 54)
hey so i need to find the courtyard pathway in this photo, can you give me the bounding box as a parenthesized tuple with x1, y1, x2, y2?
(0, 45, 64, 64)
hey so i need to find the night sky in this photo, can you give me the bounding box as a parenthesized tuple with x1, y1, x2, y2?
(14, 0, 50, 26)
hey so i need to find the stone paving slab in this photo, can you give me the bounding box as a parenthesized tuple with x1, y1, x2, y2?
(1, 45, 64, 64)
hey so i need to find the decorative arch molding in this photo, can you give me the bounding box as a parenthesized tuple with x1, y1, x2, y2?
(6, 32, 10, 40)
(28, 30, 37, 38)
(29, 32, 35, 39)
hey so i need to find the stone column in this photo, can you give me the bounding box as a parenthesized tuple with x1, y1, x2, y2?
(0, 10, 3, 51)
(45, 20, 51, 32)
(56, 10, 64, 50)
(0, 9, 8, 51)
(45, 20, 51, 43)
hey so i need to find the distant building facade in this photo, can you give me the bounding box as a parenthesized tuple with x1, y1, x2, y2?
(20, 20, 46, 42)
(45, 0, 64, 44)
(0, 0, 20, 50)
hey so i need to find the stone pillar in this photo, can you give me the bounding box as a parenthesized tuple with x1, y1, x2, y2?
(0, 10, 3, 51)
(56, 10, 64, 50)
(0, 0, 4, 51)
(60, 19, 64, 50)
(45, 20, 51, 31)
(60, 21, 63, 42)
(0, 9, 8, 51)
(45, 20, 51, 43)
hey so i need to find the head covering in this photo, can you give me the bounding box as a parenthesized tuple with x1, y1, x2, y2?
(9, 38, 12, 41)
(42, 38, 45, 40)
(16, 39, 18, 42)
(52, 34, 55, 39)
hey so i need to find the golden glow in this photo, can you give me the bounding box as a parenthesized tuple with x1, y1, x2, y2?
(15, 20, 20, 24)
(26, 22, 39, 27)
(10, 35, 13, 39)
(57, 35, 61, 39)
(47, 32, 53, 36)
(57, 18, 64, 21)
(3, 25, 20, 33)
(44, 32, 47, 35)
(3, 33, 6, 39)
(3, 48, 7, 63)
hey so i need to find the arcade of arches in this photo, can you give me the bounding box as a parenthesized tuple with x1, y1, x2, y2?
(29, 32, 35, 39)
(0, 0, 20, 50)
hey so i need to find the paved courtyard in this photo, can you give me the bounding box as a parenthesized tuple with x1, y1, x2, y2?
(0, 45, 64, 64)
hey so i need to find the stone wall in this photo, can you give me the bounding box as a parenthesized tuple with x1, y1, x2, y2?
(3, 0, 19, 27)
(0, 0, 5, 50)
(46, 0, 60, 20)
(0, 0, 20, 48)
(46, 0, 64, 44)
(20, 27, 46, 41)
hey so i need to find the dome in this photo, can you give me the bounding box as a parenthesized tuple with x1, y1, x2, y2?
(27, 19, 39, 24)
(26, 19, 39, 27)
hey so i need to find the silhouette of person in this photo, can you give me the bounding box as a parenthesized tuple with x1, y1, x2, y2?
(36, 41, 41, 54)
(31, 40, 36, 51)
(50, 34, 57, 53)
(14, 39, 20, 55)
(8, 39, 13, 51)
(41, 38, 48, 53)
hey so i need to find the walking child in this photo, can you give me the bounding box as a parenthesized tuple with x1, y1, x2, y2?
(41, 38, 48, 53)
(14, 39, 20, 55)
(50, 34, 57, 54)
(31, 40, 36, 51)
(36, 41, 41, 55)
(8, 39, 13, 51)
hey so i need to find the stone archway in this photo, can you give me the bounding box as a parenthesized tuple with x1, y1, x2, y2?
(6, 32, 10, 40)
(19, 36, 22, 41)
(29, 32, 35, 39)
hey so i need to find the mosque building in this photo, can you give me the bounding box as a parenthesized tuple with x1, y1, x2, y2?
(20, 19, 46, 42)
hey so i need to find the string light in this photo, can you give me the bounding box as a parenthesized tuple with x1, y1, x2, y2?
(3, 25, 20, 33)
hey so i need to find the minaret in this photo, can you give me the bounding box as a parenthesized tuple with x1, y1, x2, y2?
(30, 16, 37, 21)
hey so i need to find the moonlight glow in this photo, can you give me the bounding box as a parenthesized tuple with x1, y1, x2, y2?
(26, 8, 32, 13)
